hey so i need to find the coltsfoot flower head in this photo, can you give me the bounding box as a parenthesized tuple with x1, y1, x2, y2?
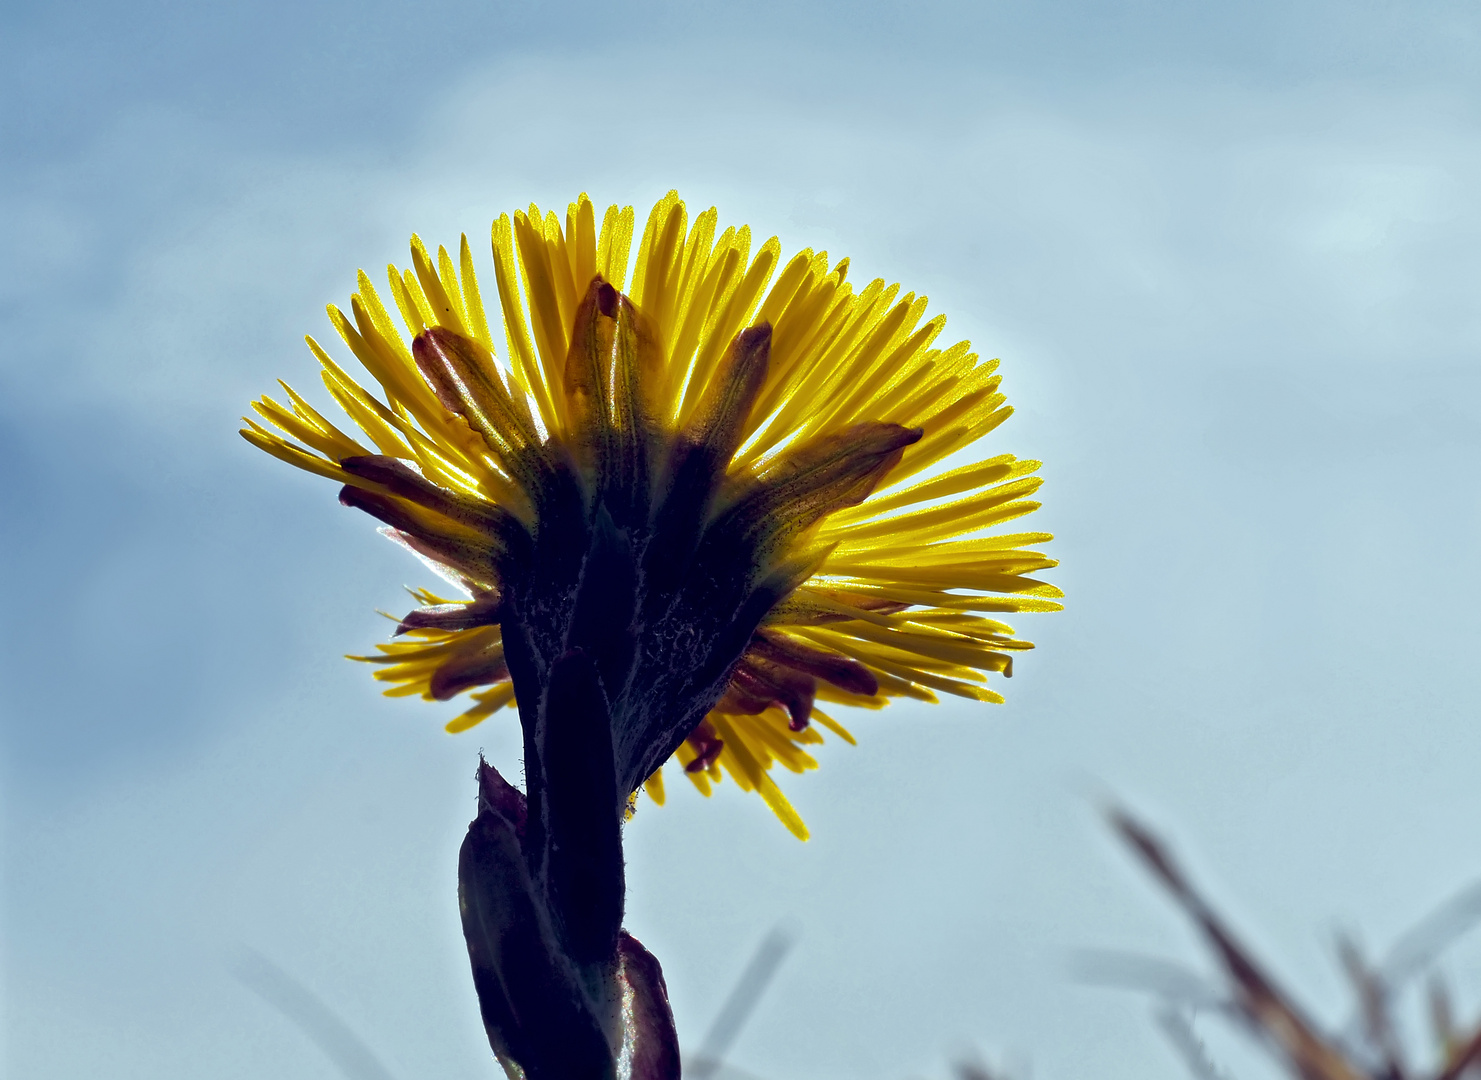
(243, 191, 1061, 839)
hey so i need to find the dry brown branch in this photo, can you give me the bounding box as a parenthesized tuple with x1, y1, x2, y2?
(1106, 808, 1481, 1080)
(1109, 808, 1366, 1080)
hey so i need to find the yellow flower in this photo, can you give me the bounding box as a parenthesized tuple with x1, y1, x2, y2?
(242, 191, 1060, 839)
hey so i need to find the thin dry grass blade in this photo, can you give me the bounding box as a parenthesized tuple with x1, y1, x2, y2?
(1336, 935, 1407, 1079)
(1109, 808, 1367, 1080)
(1156, 1007, 1237, 1080)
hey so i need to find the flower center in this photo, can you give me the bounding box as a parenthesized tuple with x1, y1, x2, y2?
(341, 275, 919, 809)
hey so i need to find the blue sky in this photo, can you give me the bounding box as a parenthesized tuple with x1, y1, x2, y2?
(6, 2, 1481, 1078)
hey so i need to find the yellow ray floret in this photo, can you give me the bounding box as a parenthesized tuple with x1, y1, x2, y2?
(243, 191, 1060, 838)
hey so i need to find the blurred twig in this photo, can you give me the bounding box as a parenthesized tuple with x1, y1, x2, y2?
(1109, 806, 1365, 1080)
(1072, 948, 1228, 1010)
(687, 924, 796, 1080)
(235, 949, 399, 1080)
(1106, 806, 1481, 1080)
(1156, 1007, 1238, 1080)
(1382, 881, 1481, 990)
